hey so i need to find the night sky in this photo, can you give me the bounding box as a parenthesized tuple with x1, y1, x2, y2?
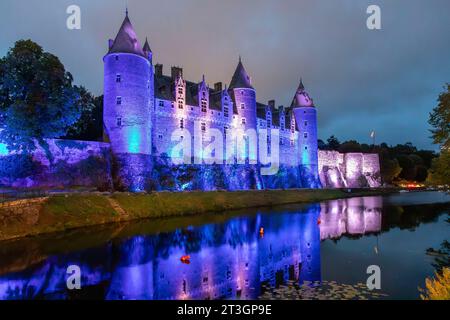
(1, 0, 449, 150)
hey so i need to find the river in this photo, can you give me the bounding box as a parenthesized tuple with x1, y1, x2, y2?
(0, 191, 448, 300)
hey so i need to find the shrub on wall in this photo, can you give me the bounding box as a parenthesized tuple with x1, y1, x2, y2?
(0, 154, 43, 186)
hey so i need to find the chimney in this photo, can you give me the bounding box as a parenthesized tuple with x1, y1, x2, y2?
(214, 82, 223, 92)
(155, 64, 163, 77)
(171, 66, 183, 79)
(268, 100, 275, 109)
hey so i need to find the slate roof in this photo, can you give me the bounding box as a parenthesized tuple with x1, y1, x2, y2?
(229, 58, 254, 90)
(108, 14, 146, 57)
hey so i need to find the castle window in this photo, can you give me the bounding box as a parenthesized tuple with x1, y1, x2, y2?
(241, 118, 246, 125)
(178, 87, 183, 95)
(159, 101, 164, 107)
(304, 132, 308, 139)
(201, 122, 206, 132)
(240, 103, 245, 110)
(224, 126, 228, 139)
(116, 74, 121, 83)
(178, 100, 183, 109)
(202, 91, 206, 98)
(267, 120, 271, 128)
(224, 105, 229, 118)
(158, 134, 163, 139)
(304, 120, 308, 127)
(116, 117, 122, 126)
(305, 146, 308, 150)
(116, 96, 122, 105)
(115, 55, 119, 61)
(201, 99, 207, 113)
(241, 90, 244, 95)
(290, 139, 295, 146)
(180, 119, 184, 129)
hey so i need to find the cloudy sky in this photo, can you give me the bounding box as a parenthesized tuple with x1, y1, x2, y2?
(1, 0, 449, 150)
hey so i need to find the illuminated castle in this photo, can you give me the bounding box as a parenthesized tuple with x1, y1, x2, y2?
(103, 12, 380, 192)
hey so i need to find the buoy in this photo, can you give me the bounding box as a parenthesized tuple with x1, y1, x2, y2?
(180, 255, 191, 264)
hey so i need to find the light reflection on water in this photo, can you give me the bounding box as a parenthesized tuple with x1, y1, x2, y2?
(0, 191, 448, 300)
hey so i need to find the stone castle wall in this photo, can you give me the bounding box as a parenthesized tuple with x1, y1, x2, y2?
(0, 139, 380, 190)
(0, 139, 113, 190)
(318, 150, 381, 188)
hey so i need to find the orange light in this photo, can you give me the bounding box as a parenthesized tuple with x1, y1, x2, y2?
(180, 255, 191, 264)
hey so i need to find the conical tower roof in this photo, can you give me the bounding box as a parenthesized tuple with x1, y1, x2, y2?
(291, 79, 314, 107)
(143, 37, 152, 53)
(229, 57, 254, 90)
(108, 12, 145, 57)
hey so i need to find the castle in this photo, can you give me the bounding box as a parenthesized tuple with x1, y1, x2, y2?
(103, 12, 381, 192)
(0, 11, 381, 191)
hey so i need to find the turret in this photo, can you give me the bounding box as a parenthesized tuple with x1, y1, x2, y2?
(229, 57, 258, 163)
(292, 79, 321, 188)
(103, 11, 154, 191)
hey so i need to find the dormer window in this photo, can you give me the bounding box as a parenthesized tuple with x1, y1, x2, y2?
(201, 99, 207, 113)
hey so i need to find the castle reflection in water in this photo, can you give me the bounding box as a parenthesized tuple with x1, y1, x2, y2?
(0, 197, 382, 300)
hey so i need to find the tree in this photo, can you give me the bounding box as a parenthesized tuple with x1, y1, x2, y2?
(326, 135, 340, 150)
(0, 40, 85, 152)
(427, 150, 450, 185)
(65, 93, 103, 141)
(338, 140, 362, 153)
(429, 83, 450, 148)
(380, 156, 402, 184)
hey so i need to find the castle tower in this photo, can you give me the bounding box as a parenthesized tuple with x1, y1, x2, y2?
(103, 11, 154, 191)
(229, 57, 258, 164)
(292, 80, 322, 188)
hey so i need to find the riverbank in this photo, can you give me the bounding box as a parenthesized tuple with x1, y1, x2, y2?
(0, 188, 398, 241)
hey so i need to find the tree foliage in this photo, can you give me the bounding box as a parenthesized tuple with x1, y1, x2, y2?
(429, 84, 450, 148)
(0, 40, 86, 152)
(427, 150, 450, 185)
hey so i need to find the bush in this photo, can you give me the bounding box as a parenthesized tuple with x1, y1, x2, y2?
(420, 268, 450, 300)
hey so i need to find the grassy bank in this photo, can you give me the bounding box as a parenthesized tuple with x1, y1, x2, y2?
(0, 188, 397, 241)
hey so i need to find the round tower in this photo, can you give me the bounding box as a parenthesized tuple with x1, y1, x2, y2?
(103, 12, 154, 191)
(228, 57, 258, 164)
(292, 80, 322, 188)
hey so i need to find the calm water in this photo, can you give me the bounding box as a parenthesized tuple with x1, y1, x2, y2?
(0, 191, 448, 300)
